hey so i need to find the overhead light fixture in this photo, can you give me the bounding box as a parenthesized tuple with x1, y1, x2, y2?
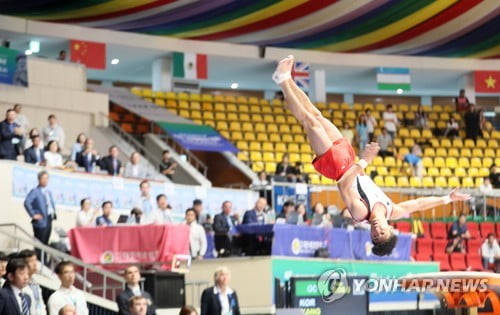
(231, 82, 239, 89)
(396, 88, 403, 94)
(24, 49, 33, 55)
(29, 40, 40, 53)
(111, 58, 120, 65)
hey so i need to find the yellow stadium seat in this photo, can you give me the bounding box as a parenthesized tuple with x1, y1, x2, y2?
(403, 138, 415, 148)
(300, 153, 312, 163)
(432, 104, 443, 112)
(191, 111, 202, 119)
(131, 87, 142, 96)
(252, 123, 264, 133)
(479, 167, 490, 177)
(428, 112, 438, 120)
(316, 102, 327, 109)
(262, 142, 274, 152)
(236, 141, 248, 151)
(213, 95, 224, 102)
(435, 176, 447, 188)
(275, 143, 287, 152)
(423, 176, 435, 188)
(482, 157, 494, 168)
(470, 157, 482, 168)
(472, 149, 483, 158)
(249, 142, 261, 151)
(202, 111, 214, 120)
(300, 144, 312, 154)
(177, 92, 188, 100)
(201, 94, 213, 102)
(271, 99, 282, 106)
(468, 168, 479, 177)
(440, 139, 451, 148)
(476, 139, 487, 148)
(427, 167, 440, 177)
(178, 101, 189, 109)
(259, 99, 269, 106)
(291, 125, 304, 134)
(464, 139, 475, 148)
(452, 139, 463, 148)
(191, 101, 201, 110)
(226, 103, 237, 112)
(454, 167, 467, 177)
(251, 114, 262, 122)
(269, 133, 281, 142)
(257, 133, 269, 142)
(252, 161, 264, 172)
(398, 147, 410, 156)
(422, 157, 433, 168)
(445, 157, 458, 169)
(189, 93, 201, 102)
(393, 138, 403, 148)
(237, 151, 249, 161)
(321, 176, 335, 185)
(154, 99, 165, 106)
(166, 100, 178, 108)
(487, 139, 497, 148)
(492, 131, 500, 139)
(384, 176, 396, 187)
(227, 113, 238, 121)
(282, 134, 293, 143)
(273, 115, 285, 124)
(399, 128, 410, 138)
(279, 125, 291, 133)
(448, 148, 459, 157)
(424, 148, 435, 157)
(204, 120, 215, 128)
(262, 115, 274, 123)
(437, 121, 447, 129)
(475, 177, 484, 187)
(434, 157, 445, 168)
(448, 176, 460, 188)
(345, 112, 357, 120)
(439, 113, 450, 121)
(353, 103, 363, 111)
(263, 151, 275, 162)
(440, 168, 452, 177)
(245, 135, 256, 144)
(458, 158, 470, 168)
(443, 105, 454, 112)
(410, 129, 421, 138)
(309, 174, 321, 185)
(214, 112, 226, 121)
(374, 176, 385, 186)
(304, 163, 316, 174)
(405, 112, 415, 121)
(239, 113, 250, 121)
(462, 177, 474, 188)
(398, 104, 408, 112)
(261, 106, 272, 114)
(422, 129, 433, 139)
(436, 148, 447, 157)
(384, 156, 397, 167)
(328, 102, 339, 110)
(377, 167, 389, 176)
(289, 153, 300, 163)
(294, 134, 306, 143)
(288, 144, 300, 153)
(142, 89, 153, 98)
(250, 105, 260, 113)
(178, 109, 190, 118)
(228, 122, 240, 131)
(267, 124, 278, 133)
(410, 177, 422, 188)
(460, 149, 471, 158)
(484, 149, 495, 158)
(373, 156, 384, 166)
(231, 132, 243, 141)
(333, 111, 343, 120)
(397, 176, 409, 188)
(263, 162, 275, 173)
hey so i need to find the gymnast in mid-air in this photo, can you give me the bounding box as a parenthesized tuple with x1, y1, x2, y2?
(272, 55, 471, 256)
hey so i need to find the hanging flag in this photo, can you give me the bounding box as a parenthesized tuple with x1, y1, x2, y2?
(172, 52, 207, 80)
(474, 71, 500, 93)
(377, 67, 410, 91)
(70, 40, 106, 70)
(292, 61, 310, 89)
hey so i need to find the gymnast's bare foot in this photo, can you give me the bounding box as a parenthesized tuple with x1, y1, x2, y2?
(272, 55, 294, 85)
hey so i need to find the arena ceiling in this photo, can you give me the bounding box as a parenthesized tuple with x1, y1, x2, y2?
(1, 0, 499, 59)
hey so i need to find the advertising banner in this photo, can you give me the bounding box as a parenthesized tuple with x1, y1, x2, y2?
(0, 46, 28, 87)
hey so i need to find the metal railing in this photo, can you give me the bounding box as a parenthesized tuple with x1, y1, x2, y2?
(0, 223, 125, 301)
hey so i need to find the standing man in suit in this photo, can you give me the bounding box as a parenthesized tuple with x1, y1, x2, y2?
(116, 265, 156, 315)
(0, 108, 23, 160)
(213, 201, 239, 257)
(24, 171, 57, 259)
(24, 135, 45, 165)
(242, 198, 270, 255)
(75, 138, 99, 173)
(0, 258, 31, 315)
(200, 267, 240, 315)
(99, 145, 122, 176)
(242, 198, 268, 225)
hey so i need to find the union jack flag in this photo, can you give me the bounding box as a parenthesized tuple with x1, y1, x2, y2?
(292, 61, 310, 89)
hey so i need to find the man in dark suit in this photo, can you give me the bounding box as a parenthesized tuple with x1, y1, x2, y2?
(242, 198, 271, 255)
(0, 258, 31, 315)
(242, 197, 268, 225)
(213, 201, 239, 257)
(116, 265, 156, 315)
(0, 109, 23, 160)
(23, 135, 45, 165)
(201, 267, 240, 315)
(76, 138, 100, 173)
(99, 145, 122, 176)
(24, 171, 57, 259)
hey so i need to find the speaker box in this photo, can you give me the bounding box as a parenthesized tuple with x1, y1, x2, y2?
(143, 271, 185, 308)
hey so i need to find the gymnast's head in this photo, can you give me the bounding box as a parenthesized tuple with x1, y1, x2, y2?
(370, 220, 397, 256)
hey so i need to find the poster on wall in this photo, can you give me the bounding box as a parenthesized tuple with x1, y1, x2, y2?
(0, 46, 28, 87)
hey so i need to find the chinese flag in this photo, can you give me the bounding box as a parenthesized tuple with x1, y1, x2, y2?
(70, 40, 106, 70)
(474, 71, 500, 93)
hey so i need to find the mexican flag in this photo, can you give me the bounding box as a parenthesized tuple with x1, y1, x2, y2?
(172, 52, 208, 80)
(377, 67, 411, 91)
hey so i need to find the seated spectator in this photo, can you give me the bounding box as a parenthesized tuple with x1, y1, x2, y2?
(75, 138, 100, 173)
(275, 154, 294, 180)
(76, 198, 99, 227)
(448, 213, 471, 240)
(70, 133, 86, 161)
(124, 152, 148, 179)
(446, 236, 466, 254)
(0, 259, 31, 315)
(311, 203, 332, 228)
(152, 194, 173, 224)
(0, 108, 23, 160)
(127, 208, 145, 224)
(382, 104, 398, 139)
(340, 122, 354, 145)
(333, 208, 353, 229)
(116, 265, 156, 315)
(200, 267, 240, 315)
(242, 198, 268, 225)
(356, 114, 369, 152)
(401, 144, 423, 178)
(365, 109, 377, 142)
(464, 104, 480, 141)
(159, 150, 177, 180)
(481, 233, 500, 270)
(179, 305, 198, 315)
(377, 127, 394, 158)
(489, 165, 500, 188)
(18, 249, 46, 314)
(295, 204, 308, 225)
(57, 50, 67, 61)
(213, 201, 239, 257)
(454, 89, 470, 115)
(25, 128, 43, 149)
(42, 114, 65, 151)
(0, 252, 7, 288)
(99, 145, 122, 176)
(134, 180, 156, 223)
(44, 140, 64, 168)
(414, 106, 428, 129)
(479, 177, 493, 194)
(48, 261, 88, 315)
(96, 201, 113, 226)
(24, 134, 45, 165)
(251, 171, 269, 187)
(293, 162, 309, 183)
(58, 305, 76, 315)
(276, 201, 295, 224)
(444, 117, 459, 139)
(128, 296, 148, 315)
(185, 208, 207, 260)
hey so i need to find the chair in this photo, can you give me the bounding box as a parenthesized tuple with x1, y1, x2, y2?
(467, 238, 482, 255)
(384, 176, 396, 187)
(487, 139, 497, 148)
(417, 238, 433, 255)
(410, 177, 422, 188)
(445, 157, 458, 169)
(440, 167, 453, 177)
(427, 167, 440, 177)
(433, 253, 451, 271)
(436, 148, 447, 157)
(450, 253, 467, 271)
(447, 148, 459, 157)
(397, 176, 409, 188)
(422, 129, 433, 139)
(430, 222, 448, 239)
(467, 254, 484, 271)
(462, 177, 474, 188)
(435, 176, 447, 188)
(480, 223, 495, 238)
(452, 139, 463, 148)
(448, 177, 460, 188)
(476, 139, 487, 148)
(395, 221, 411, 233)
(468, 168, 479, 177)
(288, 143, 300, 153)
(484, 148, 495, 158)
(237, 152, 249, 161)
(236, 141, 248, 151)
(422, 157, 433, 168)
(374, 176, 385, 186)
(464, 139, 475, 148)
(482, 157, 494, 168)
(249, 142, 261, 151)
(403, 138, 415, 148)
(458, 157, 470, 168)
(384, 156, 397, 167)
(250, 152, 262, 162)
(460, 148, 472, 158)
(433, 239, 448, 254)
(377, 166, 388, 176)
(472, 148, 483, 158)
(262, 142, 274, 152)
(275, 143, 287, 152)
(440, 138, 451, 148)
(434, 157, 445, 168)
(415, 253, 432, 262)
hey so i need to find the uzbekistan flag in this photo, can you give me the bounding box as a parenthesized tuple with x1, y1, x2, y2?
(172, 52, 208, 80)
(377, 67, 411, 91)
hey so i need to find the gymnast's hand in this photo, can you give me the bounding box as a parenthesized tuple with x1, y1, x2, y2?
(449, 188, 471, 202)
(362, 142, 380, 164)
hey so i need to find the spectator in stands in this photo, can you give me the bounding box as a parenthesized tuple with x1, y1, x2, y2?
(134, 180, 156, 223)
(24, 171, 57, 259)
(489, 165, 500, 188)
(356, 113, 369, 152)
(454, 89, 470, 114)
(464, 104, 480, 141)
(448, 213, 471, 240)
(13, 104, 29, 134)
(99, 145, 122, 176)
(0, 259, 31, 315)
(25, 128, 43, 149)
(44, 140, 64, 168)
(24, 135, 46, 165)
(251, 171, 269, 187)
(159, 150, 177, 181)
(382, 104, 398, 139)
(58, 305, 76, 315)
(478, 108, 485, 138)
(0, 108, 23, 160)
(401, 144, 423, 178)
(185, 208, 207, 260)
(42, 115, 65, 150)
(48, 261, 88, 315)
(333, 208, 354, 229)
(76, 198, 99, 227)
(213, 201, 239, 257)
(295, 204, 308, 225)
(377, 127, 393, 158)
(179, 305, 197, 315)
(293, 162, 309, 183)
(128, 296, 148, 315)
(444, 117, 459, 139)
(0, 252, 7, 288)
(311, 203, 332, 227)
(116, 265, 156, 315)
(57, 50, 67, 61)
(365, 109, 377, 142)
(340, 122, 354, 145)
(18, 249, 46, 315)
(276, 200, 295, 224)
(124, 152, 148, 179)
(70, 133, 86, 161)
(414, 106, 428, 129)
(200, 266, 240, 315)
(96, 201, 113, 226)
(481, 233, 500, 270)
(75, 138, 100, 173)
(242, 198, 268, 225)
(275, 153, 294, 180)
(446, 236, 466, 254)
(152, 194, 173, 224)
(475, 177, 495, 217)
(193, 199, 207, 225)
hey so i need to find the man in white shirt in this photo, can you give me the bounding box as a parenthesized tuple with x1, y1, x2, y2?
(365, 109, 377, 141)
(152, 194, 173, 224)
(382, 104, 398, 139)
(185, 208, 207, 259)
(124, 152, 148, 179)
(14, 104, 29, 134)
(481, 233, 500, 270)
(116, 265, 156, 315)
(134, 180, 156, 223)
(19, 249, 47, 315)
(0, 259, 31, 315)
(42, 115, 65, 150)
(48, 261, 88, 315)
